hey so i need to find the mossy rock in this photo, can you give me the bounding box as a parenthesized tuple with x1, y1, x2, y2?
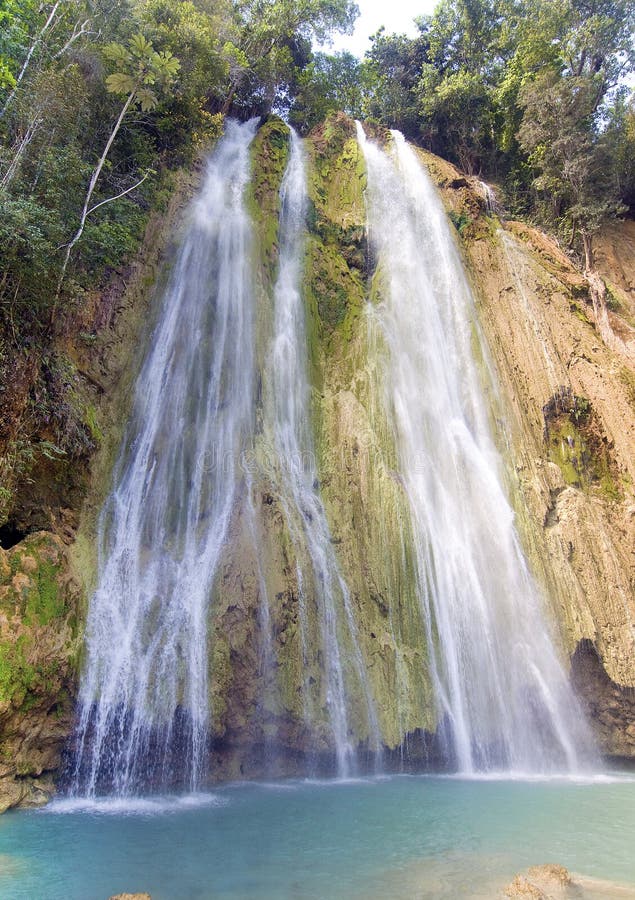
(305, 117, 368, 356)
(0, 532, 76, 711)
(544, 390, 622, 499)
(248, 116, 291, 283)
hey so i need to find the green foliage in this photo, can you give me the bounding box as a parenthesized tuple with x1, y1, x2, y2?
(0, 0, 364, 529)
(517, 69, 626, 264)
(359, 0, 635, 259)
(221, 0, 359, 116)
(449, 209, 471, 234)
(417, 65, 494, 174)
(290, 51, 363, 133)
(0, 0, 361, 344)
(361, 28, 429, 138)
(103, 32, 180, 110)
(0, 0, 41, 87)
(603, 90, 635, 212)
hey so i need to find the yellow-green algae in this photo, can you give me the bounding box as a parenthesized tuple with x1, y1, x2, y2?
(544, 393, 622, 500)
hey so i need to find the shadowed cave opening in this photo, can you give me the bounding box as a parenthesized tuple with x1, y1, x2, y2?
(0, 523, 28, 550)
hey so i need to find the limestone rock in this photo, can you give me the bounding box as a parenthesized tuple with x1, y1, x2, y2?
(526, 864, 572, 888)
(504, 864, 572, 898)
(504, 875, 548, 898)
(437, 164, 635, 755)
(108, 894, 152, 899)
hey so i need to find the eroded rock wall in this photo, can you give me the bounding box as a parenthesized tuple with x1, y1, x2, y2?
(1, 114, 634, 805)
(422, 150, 635, 755)
(0, 167, 200, 808)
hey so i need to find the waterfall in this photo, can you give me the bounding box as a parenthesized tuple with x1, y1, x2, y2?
(70, 119, 259, 796)
(267, 128, 381, 775)
(356, 123, 597, 774)
(68, 114, 598, 795)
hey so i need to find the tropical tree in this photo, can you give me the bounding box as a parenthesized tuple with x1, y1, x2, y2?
(0, 0, 93, 117)
(516, 0, 634, 265)
(290, 50, 362, 132)
(518, 71, 626, 268)
(361, 27, 429, 138)
(220, 0, 358, 114)
(56, 32, 180, 294)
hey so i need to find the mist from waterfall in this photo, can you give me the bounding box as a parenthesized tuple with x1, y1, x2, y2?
(356, 123, 597, 774)
(70, 119, 259, 796)
(266, 128, 381, 776)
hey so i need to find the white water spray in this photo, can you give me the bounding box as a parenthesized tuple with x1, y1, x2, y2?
(356, 123, 597, 773)
(71, 119, 259, 796)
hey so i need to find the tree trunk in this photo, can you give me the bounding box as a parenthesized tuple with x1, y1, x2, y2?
(569, 219, 577, 249)
(0, 117, 42, 187)
(582, 231, 594, 272)
(52, 89, 135, 316)
(222, 80, 239, 115)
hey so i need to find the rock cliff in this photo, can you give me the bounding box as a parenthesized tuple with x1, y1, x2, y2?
(424, 152, 635, 758)
(0, 113, 633, 807)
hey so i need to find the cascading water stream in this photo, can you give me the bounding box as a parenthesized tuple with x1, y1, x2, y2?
(67, 113, 597, 796)
(267, 128, 381, 775)
(70, 119, 259, 796)
(357, 123, 597, 774)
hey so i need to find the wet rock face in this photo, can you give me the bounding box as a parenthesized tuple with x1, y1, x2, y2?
(431, 155, 635, 752)
(1, 115, 635, 804)
(571, 641, 635, 759)
(0, 532, 79, 812)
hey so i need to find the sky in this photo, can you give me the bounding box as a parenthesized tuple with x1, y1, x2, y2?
(323, 0, 440, 58)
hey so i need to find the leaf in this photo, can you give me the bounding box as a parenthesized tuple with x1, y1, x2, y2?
(130, 33, 154, 58)
(150, 51, 181, 83)
(103, 42, 130, 63)
(159, 52, 181, 77)
(0, 59, 16, 90)
(222, 41, 249, 70)
(39, 441, 66, 461)
(105, 72, 135, 95)
(135, 88, 158, 111)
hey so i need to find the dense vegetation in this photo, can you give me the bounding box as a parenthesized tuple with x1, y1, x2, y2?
(294, 0, 635, 268)
(0, 0, 633, 527)
(0, 0, 357, 336)
(0, 0, 356, 523)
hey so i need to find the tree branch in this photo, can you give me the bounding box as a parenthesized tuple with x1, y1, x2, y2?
(54, 89, 136, 303)
(86, 171, 150, 217)
(53, 19, 98, 59)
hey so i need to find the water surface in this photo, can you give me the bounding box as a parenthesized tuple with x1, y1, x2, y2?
(1, 775, 634, 899)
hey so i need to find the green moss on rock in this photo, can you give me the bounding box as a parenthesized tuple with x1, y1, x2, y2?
(248, 116, 291, 284)
(0, 637, 36, 706)
(544, 390, 622, 499)
(305, 116, 368, 356)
